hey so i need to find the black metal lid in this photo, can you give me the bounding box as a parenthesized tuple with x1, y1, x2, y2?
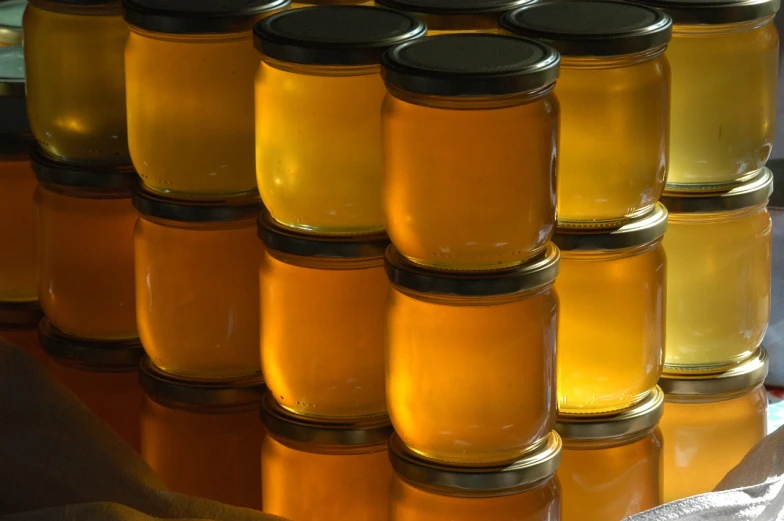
(0, 0, 24, 46)
(501, 1, 672, 57)
(634, 0, 779, 24)
(375, 0, 535, 31)
(38, 318, 143, 370)
(254, 5, 426, 66)
(123, 0, 290, 34)
(382, 33, 560, 97)
(132, 187, 261, 223)
(662, 167, 773, 214)
(0, 300, 42, 329)
(554, 203, 668, 251)
(31, 146, 137, 196)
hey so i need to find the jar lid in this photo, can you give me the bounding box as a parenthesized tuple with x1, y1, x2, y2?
(659, 347, 769, 397)
(257, 209, 389, 260)
(140, 356, 265, 409)
(553, 203, 668, 251)
(501, 1, 672, 57)
(634, 0, 779, 24)
(662, 168, 773, 214)
(389, 431, 561, 496)
(555, 387, 664, 441)
(0, 0, 24, 46)
(132, 188, 260, 223)
(38, 318, 143, 370)
(38, 0, 121, 7)
(385, 243, 559, 297)
(31, 147, 137, 196)
(254, 6, 426, 66)
(382, 33, 560, 97)
(0, 300, 42, 329)
(260, 391, 393, 447)
(123, 0, 290, 34)
(375, 0, 535, 31)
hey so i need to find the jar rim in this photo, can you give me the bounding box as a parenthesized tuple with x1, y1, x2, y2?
(659, 347, 769, 397)
(0, 300, 42, 330)
(661, 168, 773, 214)
(132, 187, 261, 224)
(501, 0, 673, 57)
(376, 0, 534, 31)
(633, 0, 779, 25)
(31, 147, 137, 196)
(38, 318, 143, 371)
(554, 203, 668, 251)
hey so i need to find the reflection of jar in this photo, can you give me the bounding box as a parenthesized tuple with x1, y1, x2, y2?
(0, 302, 45, 361)
(659, 348, 768, 502)
(33, 149, 137, 340)
(23, 0, 129, 163)
(254, 6, 424, 235)
(261, 392, 393, 521)
(0, 0, 25, 46)
(637, 0, 779, 189)
(133, 190, 262, 381)
(258, 210, 389, 419)
(124, 0, 288, 198)
(662, 169, 772, 372)
(376, 0, 533, 34)
(382, 34, 560, 270)
(389, 431, 561, 521)
(556, 387, 663, 521)
(140, 357, 265, 510)
(386, 244, 559, 465)
(40, 318, 144, 451)
(553, 204, 666, 414)
(502, 1, 671, 226)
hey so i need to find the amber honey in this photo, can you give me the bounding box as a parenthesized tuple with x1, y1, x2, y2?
(0, 157, 38, 302)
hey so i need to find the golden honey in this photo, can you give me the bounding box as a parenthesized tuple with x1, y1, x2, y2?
(375, 0, 533, 34)
(557, 388, 663, 521)
(554, 205, 666, 414)
(23, 0, 129, 163)
(0, 157, 38, 303)
(659, 349, 768, 502)
(663, 170, 772, 371)
(386, 244, 559, 465)
(261, 393, 393, 521)
(258, 211, 388, 419)
(382, 34, 559, 270)
(123, 0, 287, 198)
(133, 191, 262, 381)
(254, 6, 425, 234)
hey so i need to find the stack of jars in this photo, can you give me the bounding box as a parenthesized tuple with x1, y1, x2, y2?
(633, 0, 778, 502)
(502, 2, 672, 520)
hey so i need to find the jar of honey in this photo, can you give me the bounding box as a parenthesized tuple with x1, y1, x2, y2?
(556, 387, 663, 521)
(637, 0, 779, 189)
(502, 1, 671, 227)
(33, 149, 138, 340)
(659, 348, 768, 502)
(124, 0, 289, 199)
(389, 431, 561, 521)
(258, 209, 389, 419)
(140, 357, 265, 510)
(553, 204, 667, 414)
(0, 0, 25, 46)
(375, 0, 533, 33)
(386, 243, 559, 465)
(662, 169, 772, 372)
(382, 34, 560, 270)
(133, 190, 262, 381)
(261, 391, 393, 521)
(254, 6, 425, 235)
(23, 0, 129, 163)
(39, 317, 144, 451)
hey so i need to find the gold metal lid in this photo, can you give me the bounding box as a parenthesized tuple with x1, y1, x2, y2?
(662, 168, 773, 214)
(659, 347, 768, 397)
(39, 318, 143, 371)
(389, 431, 561, 496)
(0, 300, 42, 329)
(635, 0, 779, 24)
(261, 391, 392, 447)
(554, 203, 668, 251)
(555, 387, 664, 441)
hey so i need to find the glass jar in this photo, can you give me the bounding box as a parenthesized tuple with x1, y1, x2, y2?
(637, 0, 779, 189)
(659, 348, 768, 502)
(133, 190, 262, 381)
(139, 357, 265, 510)
(662, 169, 772, 372)
(389, 431, 561, 521)
(553, 204, 667, 414)
(556, 387, 663, 521)
(123, 0, 287, 199)
(23, 0, 129, 163)
(382, 34, 560, 270)
(0, 0, 25, 46)
(386, 243, 559, 465)
(375, 0, 533, 34)
(39, 317, 144, 451)
(502, 1, 671, 227)
(254, 6, 424, 235)
(260, 392, 393, 521)
(258, 210, 389, 419)
(33, 149, 138, 340)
